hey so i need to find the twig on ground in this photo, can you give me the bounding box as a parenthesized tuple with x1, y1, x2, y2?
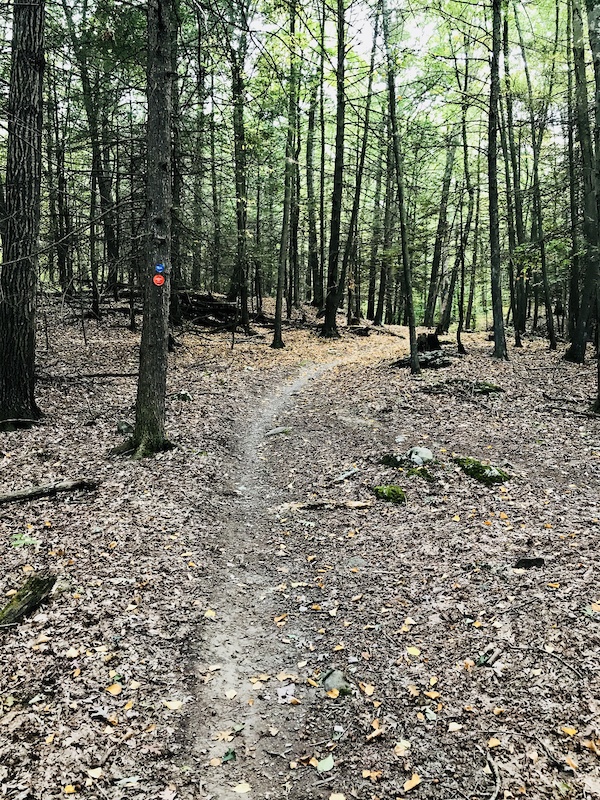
(486, 755, 502, 800)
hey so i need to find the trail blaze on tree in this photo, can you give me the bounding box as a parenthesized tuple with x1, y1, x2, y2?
(132, 0, 173, 459)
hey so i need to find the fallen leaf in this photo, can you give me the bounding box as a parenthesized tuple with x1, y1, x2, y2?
(565, 756, 578, 770)
(488, 738, 501, 748)
(493, 707, 505, 715)
(362, 769, 382, 782)
(64, 788, 76, 795)
(407, 685, 420, 697)
(329, 794, 346, 800)
(406, 646, 421, 657)
(561, 726, 577, 736)
(209, 758, 221, 767)
(403, 773, 421, 791)
(424, 691, 440, 699)
(204, 609, 216, 619)
(129, 680, 141, 690)
(317, 754, 335, 772)
(448, 722, 463, 732)
(231, 782, 252, 793)
(65, 647, 79, 659)
(225, 690, 237, 700)
(164, 700, 183, 710)
(105, 684, 122, 696)
(87, 768, 103, 779)
(327, 689, 340, 699)
(360, 683, 375, 697)
(394, 739, 411, 756)
(213, 730, 234, 742)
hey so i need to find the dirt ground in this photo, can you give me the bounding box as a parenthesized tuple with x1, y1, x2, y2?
(1, 305, 599, 800)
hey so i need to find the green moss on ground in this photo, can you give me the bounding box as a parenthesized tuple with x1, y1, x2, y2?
(473, 381, 505, 395)
(406, 466, 435, 482)
(373, 485, 407, 504)
(453, 456, 509, 485)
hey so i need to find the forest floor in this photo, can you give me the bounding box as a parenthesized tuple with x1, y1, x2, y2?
(1, 303, 600, 800)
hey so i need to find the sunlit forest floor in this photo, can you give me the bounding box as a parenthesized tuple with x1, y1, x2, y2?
(1, 303, 599, 799)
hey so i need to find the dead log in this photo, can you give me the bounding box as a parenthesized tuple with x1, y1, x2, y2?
(0, 478, 98, 506)
(0, 571, 56, 626)
(0, 418, 43, 431)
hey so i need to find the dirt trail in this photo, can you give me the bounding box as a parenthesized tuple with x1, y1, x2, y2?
(183, 363, 338, 800)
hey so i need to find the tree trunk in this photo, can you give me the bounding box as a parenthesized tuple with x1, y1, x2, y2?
(0, 0, 45, 420)
(566, 0, 599, 362)
(382, 0, 419, 373)
(566, 0, 581, 342)
(230, 47, 251, 334)
(62, 0, 119, 297)
(488, 0, 508, 359)
(514, 1, 558, 350)
(322, 0, 345, 338)
(337, 2, 380, 312)
(424, 136, 456, 327)
(306, 79, 321, 307)
(367, 122, 385, 321)
(132, 0, 173, 459)
(170, 0, 183, 326)
(273, 0, 298, 348)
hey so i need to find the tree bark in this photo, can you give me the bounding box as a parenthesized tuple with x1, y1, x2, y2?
(0, 0, 45, 420)
(382, 0, 419, 373)
(566, 0, 599, 362)
(273, 0, 298, 348)
(132, 0, 173, 459)
(488, 0, 508, 359)
(424, 137, 456, 327)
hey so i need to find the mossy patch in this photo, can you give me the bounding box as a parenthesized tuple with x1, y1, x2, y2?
(406, 466, 435, 482)
(373, 485, 407, 504)
(473, 381, 505, 395)
(453, 456, 510, 485)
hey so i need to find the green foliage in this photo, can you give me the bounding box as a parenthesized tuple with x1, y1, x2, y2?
(373, 485, 407, 504)
(453, 457, 510, 485)
(10, 532, 40, 549)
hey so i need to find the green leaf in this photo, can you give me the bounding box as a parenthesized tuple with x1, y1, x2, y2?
(317, 754, 335, 772)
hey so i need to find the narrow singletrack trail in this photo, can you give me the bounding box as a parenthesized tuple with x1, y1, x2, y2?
(182, 362, 339, 800)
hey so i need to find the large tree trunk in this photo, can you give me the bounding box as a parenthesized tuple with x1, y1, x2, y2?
(322, 0, 345, 338)
(132, 0, 173, 459)
(488, 0, 508, 359)
(273, 0, 298, 348)
(566, 0, 599, 362)
(566, 0, 581, 342)
(0, 0, 45, 421)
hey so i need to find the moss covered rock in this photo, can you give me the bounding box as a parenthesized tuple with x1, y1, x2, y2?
(373, 484, 407, 504)
(453, 456, 509, 485)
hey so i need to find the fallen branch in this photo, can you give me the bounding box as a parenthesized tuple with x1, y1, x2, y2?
(0, 478, 98, 506)
(486, 755, 502, 800)
(0, 571, 57, 626)
(0, 418, 43, 430)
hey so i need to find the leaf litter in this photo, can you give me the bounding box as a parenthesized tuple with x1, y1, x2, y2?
(0, 307, 599, 799)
